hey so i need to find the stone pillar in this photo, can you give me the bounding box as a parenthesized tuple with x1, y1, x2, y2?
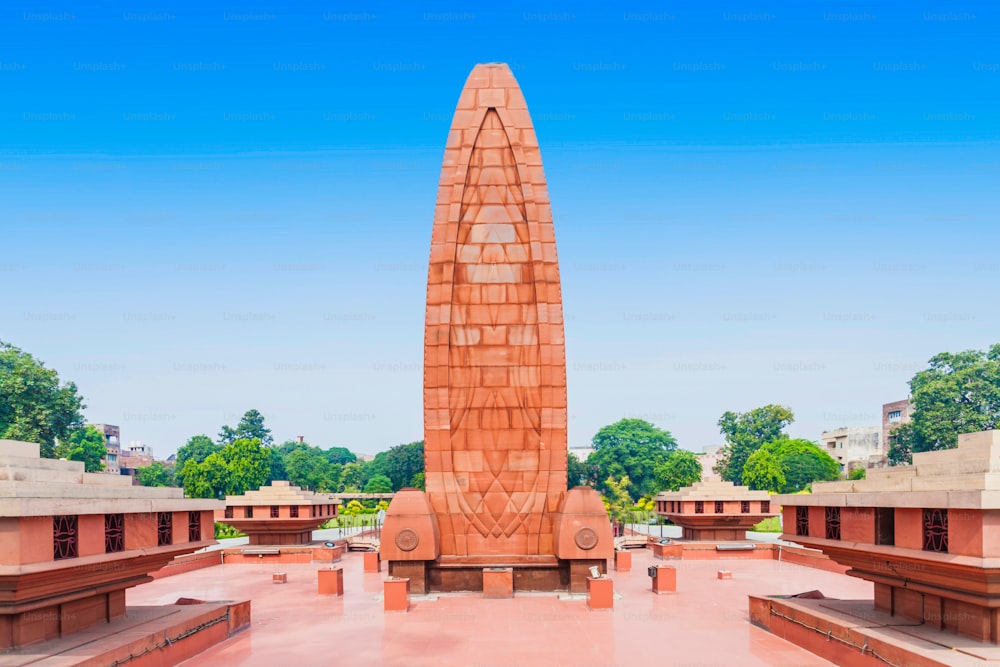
(614, 550, 631, 572)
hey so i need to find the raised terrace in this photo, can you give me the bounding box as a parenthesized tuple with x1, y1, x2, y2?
(217, 480, 339, 546)
(753, 429, 1000, 666)
(0, 439, 221, 649)
(654, 480, 778, 541)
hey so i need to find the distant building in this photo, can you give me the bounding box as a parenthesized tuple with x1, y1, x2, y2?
(699, 445, 723, 482)
(820, 426, 881, 473)
(120, 440, 155, 481)
(882, 398, 914, 457)
(568, 446, 593, 461)
(89, 423, 121, 474)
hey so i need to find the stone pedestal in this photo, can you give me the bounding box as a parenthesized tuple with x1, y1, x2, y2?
(587, 577, 614, 610)
(651, 565, 676, 594)
(614, 550, 631, 572)
(717, 570, 733, 580)
(650, 541, 683, 560)
(483, 567, 514, 599)
(317, 568, 344, 596)
(363, 551, 381, 573)
(272, 572, 287, 584)
(383, 578, 409, 613)
(316, 546, 343, 562)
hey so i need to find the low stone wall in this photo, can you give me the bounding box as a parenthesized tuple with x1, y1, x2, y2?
(646, 540, 844, 571)
(222, 544, 344, 565)
(150, 551, 223, 579)
(775, 545, 849, 574)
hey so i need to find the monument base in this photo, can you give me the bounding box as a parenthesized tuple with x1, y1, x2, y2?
(386, 555, 608, 594)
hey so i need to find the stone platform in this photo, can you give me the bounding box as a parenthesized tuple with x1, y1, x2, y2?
(750, 594, 1000, 666)
(0, 600, 250, 667)
(127, 547, 873, 665)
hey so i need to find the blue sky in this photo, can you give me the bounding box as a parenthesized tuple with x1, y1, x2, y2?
(2, 1, 998, 457)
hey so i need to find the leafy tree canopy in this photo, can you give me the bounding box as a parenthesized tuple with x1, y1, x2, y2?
(654, 449, 703, 492)
(56, 425, 106, 472)
(181, 438, 270, 499)
(741, 449, 786, 492)
(765, 437, 840, 493)
(137, 461, 175, 487)
(588, 418, 678, 501)
(889, 344, 1000, 464)
(363, 474, 393, 494)
(0, 341, 85, 458)
(218, 409, 273, 447)
(714, 404, 794, 483)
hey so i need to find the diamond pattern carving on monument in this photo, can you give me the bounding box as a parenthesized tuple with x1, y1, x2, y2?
(449, 110, 545, 542)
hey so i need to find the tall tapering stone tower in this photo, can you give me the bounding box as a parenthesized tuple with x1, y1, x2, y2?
(381, 64, 611, 593)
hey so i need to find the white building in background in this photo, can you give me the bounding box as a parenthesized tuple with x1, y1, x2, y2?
(820, 426, 881, 473)
(568, 446, 594, 462)
(699, 445, 723, 482)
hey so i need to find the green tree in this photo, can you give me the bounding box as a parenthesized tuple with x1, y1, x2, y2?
(217, 409, 273, 447)
(339, 462, 365, 492)
(363, 474, 393, 494)
(285, 446, 333, 491)
(236, 409, 272, 447)
(180, 438, 269, 499)
(741, 449, 786, 492)
(588, 418, 678, 501)
(602, 475, 633, 524)
(56, 425, 106, 472)
(224, 438, 270, 495)
(653, 449, 703, 492)
(888, 344, 1000, 464)
(326, 446, 356, 466)
(217, 425, 238, 446)
(409, 471, 425, 490)
(381, 441, 424, 491)
(766, 438, 840, 493)
(137, 461, 175, 487)
(714, 404, 794, 483)
(848, 467, 867, 480)
(175, 435, 220, 486)
(0, 341, 85, 458)
(566, 453, 587, 489)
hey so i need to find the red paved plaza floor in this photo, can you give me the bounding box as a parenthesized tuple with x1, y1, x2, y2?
(127, 548, 871, 666)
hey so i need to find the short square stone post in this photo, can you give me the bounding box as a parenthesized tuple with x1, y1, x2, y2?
(483, 567, 514, 599)
(384, 577, 410, 612)
(318, 567, 344, 595)
(364, 551, 381, 573)
(587, 576, 614, 610)
(651, 565, 676, 594)
(614, 550, 631, 572)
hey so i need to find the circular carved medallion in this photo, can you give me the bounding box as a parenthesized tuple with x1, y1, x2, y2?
(575, 527, 599, 550)
(395, 528, 420, 552)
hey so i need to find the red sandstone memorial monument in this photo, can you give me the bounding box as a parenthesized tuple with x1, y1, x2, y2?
(752, 429, 1000, 664)
(381, 63, 612, 593)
